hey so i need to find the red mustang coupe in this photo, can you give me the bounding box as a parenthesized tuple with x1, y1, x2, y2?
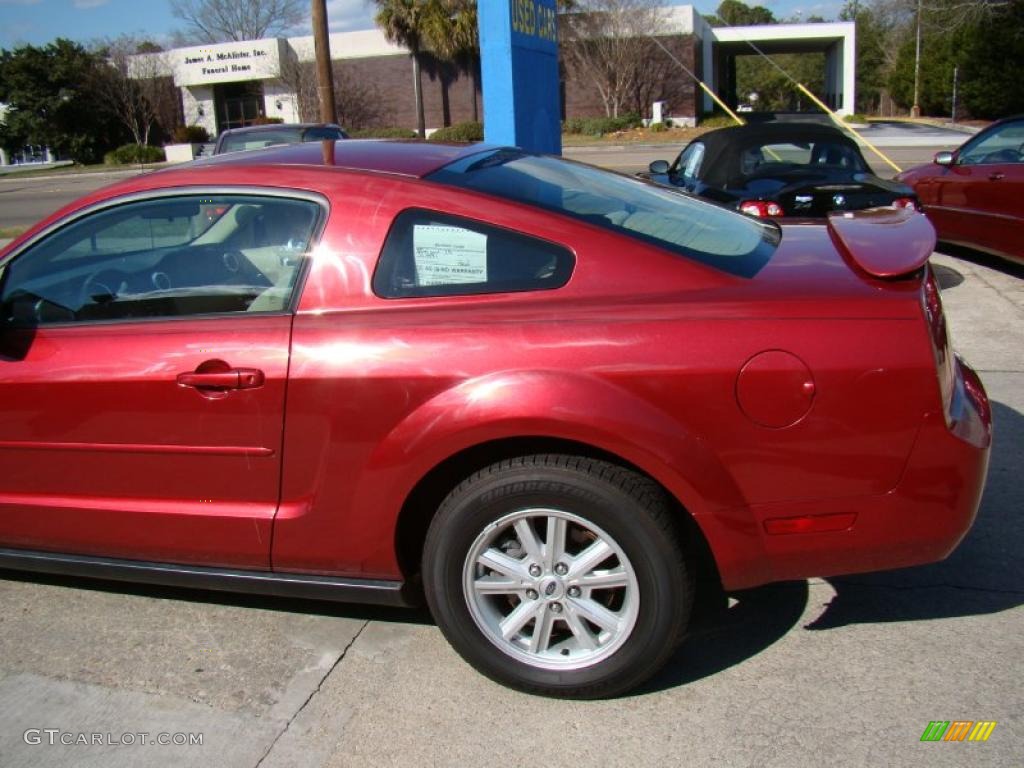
(896, 115, 1024, 265)
(0, 141, 991, 698)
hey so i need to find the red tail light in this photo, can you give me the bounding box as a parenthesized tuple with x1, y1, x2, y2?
(739, 200, 785, 218)
(892, 197, 917, 211)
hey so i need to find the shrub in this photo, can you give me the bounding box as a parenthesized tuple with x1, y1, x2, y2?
(104, 144, 166, 165)
(648, 121, 667, 133)
(349, 126, 419, 139)
(698, 114, 741, 129)
(251, 116, 284, 125)
(429, 121, 484, 142)
(172, 125, 210, 143)
(843, 113, 871, 124)
(562, 113, 641, 136)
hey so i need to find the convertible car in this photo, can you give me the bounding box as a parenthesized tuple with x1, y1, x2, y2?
(0, 140, 990, 698)
(642, 122, 918, 218)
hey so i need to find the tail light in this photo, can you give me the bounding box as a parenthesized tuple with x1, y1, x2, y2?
(739, 200, 785, 218)
(922, 268, 955, 418)
(892, 197, 917, 211)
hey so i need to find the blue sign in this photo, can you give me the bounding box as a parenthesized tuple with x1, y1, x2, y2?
(479, 0, 562, 155)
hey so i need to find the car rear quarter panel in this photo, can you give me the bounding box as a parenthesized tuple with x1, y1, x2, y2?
(269, 176, 941, 582)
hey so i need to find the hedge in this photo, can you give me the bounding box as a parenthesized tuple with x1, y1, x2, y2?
(428, 121, 484, 142)
(104, 144, 166, 165)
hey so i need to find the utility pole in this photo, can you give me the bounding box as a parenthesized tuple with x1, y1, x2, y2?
(911, 0, 922, 118)
(951, 64, 959, 123)
(312, 0, 337, 124)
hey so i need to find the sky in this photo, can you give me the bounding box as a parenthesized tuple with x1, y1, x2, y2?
(0, 0, 847, 50)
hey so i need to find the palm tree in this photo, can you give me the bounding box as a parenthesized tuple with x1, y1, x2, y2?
(423, 0, 480, 121)
(375, 0, 438, 137)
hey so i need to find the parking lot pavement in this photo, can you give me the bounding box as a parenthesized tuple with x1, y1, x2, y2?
(0, 249, 1020, 768)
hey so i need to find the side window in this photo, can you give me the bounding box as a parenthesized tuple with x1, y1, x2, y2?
(373, 209, 574, 299)
(0, 194, 321, 326)
(959, 120, 1024, 165)
(673, 142, 704, 180)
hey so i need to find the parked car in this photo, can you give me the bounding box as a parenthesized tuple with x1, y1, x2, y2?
(641, 122, 918, 218)
(0, 141, 990, 698)
(896, 115, 1024, 265)
(213, 122, 348, 154)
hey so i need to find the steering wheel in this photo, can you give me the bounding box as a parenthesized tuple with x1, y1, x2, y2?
(79, 269, 120, 308)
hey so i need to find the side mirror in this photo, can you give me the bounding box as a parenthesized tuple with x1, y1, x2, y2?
(934, 151, 954, 167)
(648, 160, 671, 175)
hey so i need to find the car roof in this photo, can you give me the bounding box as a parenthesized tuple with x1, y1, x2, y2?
(687, 122, 863, 189)
(188, 139, 495, 178)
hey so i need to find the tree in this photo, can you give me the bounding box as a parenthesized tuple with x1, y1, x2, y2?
(374, 0, 440, 137)
(170, 0, 306, 43)
(886, 0, 1024, 117)
(707, 0, 776, 26)
(280, 56, 394, 128)
(422, 0, 480, 121)
(561, 0, 669, 118)
(840, 1, 890, 113)
(0, 39, 128, 163)
(92, 36, 180, 147)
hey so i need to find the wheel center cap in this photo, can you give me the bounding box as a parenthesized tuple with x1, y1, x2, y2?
(539, 576, 565, 601)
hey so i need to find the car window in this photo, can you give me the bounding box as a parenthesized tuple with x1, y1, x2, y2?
(373, 209, 574, 298)
(0, 194, 321, 326)
(672, 142, 705, 180)
(959, 120, 1024, 165)
(302, 126, 346, 141)
(740, 141, 866, 177)
(428, 149, 779, 278)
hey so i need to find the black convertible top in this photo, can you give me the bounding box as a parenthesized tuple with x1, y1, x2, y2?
(684, 122, 864, 189)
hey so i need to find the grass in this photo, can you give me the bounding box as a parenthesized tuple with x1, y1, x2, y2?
(0, 162, 167, 179)
(0, 225, 28, 239)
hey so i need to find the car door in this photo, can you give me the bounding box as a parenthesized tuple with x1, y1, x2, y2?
(0, 190, 324, 568)
(933, 118, 1024, 254)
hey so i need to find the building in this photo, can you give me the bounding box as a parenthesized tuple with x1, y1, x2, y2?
(131, 7, 855, 139)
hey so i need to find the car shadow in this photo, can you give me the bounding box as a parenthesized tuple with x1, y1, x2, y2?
(807, 398, 1022, 628)
(936, 243, 1024, 279)
(0, 567, 436, 626)
(931, 261, 965, 289)
(641, 396, 1020, 695)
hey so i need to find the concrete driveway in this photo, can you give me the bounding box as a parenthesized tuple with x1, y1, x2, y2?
(0, 234, 1021, 766)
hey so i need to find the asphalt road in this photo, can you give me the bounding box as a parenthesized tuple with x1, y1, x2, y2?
(0, 143, 950, 232)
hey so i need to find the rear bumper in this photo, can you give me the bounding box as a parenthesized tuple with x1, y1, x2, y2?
(707, 357, 991, 591)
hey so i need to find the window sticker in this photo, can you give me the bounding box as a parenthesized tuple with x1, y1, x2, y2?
(413, 224, 488, 286)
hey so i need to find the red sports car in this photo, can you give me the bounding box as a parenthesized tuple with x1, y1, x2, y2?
(0, 140, 991, 698)
(896, 115, 1024, 265)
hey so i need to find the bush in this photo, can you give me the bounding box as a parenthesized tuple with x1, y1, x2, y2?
(172, 125, 210, 143)
(648, 121, 667, 133)
(251, 116, 284, 125)
(562, 113, 641, 136)
(104, 144, 166, 165)
(429, 121, 484, 142)
(843, 113, 871, 124)
(698, 114, 742, 129)
(349, 126, 419, 139)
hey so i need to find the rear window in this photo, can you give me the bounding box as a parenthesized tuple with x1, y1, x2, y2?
(427, 150, 779, 278)
(218, 126, 345, 154)
(739, 141, 867, 177)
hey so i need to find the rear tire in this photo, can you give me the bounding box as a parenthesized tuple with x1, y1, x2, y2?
(422, 454, 693, 698)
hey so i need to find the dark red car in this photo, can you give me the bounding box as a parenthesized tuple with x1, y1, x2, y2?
(0, 141, 991, 698)
(896, 115, 1024, 265)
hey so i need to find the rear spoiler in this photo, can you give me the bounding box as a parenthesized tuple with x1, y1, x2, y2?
(827, 208, 936, 278)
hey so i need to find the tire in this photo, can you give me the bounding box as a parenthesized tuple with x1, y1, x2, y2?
(422, 454, 693, 698)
